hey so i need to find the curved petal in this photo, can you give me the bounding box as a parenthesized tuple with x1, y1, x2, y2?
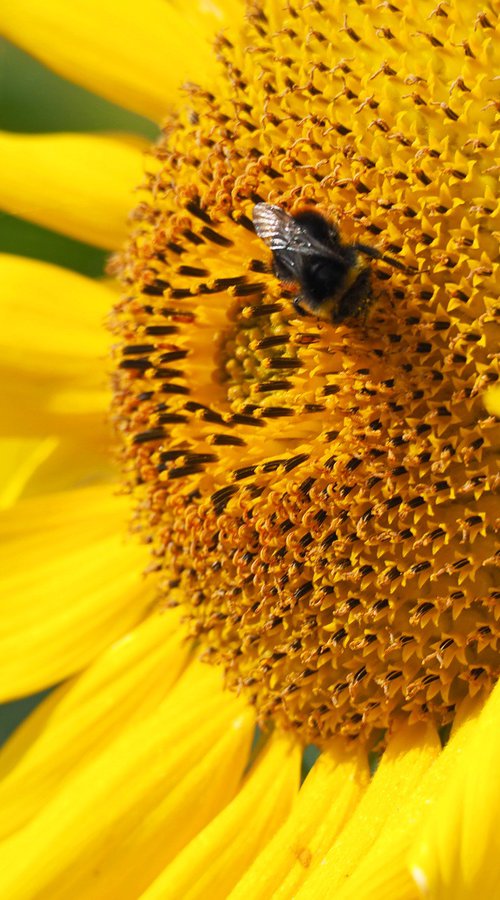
(0, 483, 153, 700)
(0, 133, 147, 249)
(0, 662, 255, 899)
(144, 731, 301, 900)
(4, 438, 116, 503)
(483, 384, 500, 417)
(320, 698, 485, 900)
(0, 607, 190, 837)
(171, 0, 244, 28)
(409, 684, 500, 898)
(1, 0, 221, 121)
(0, 255, 112, 439)
(294, 722, 441, 898)
(1, 254, 111, 370)
(0, 376, 109, 440)
(0, 437, 58, 508)
(230, 739, 369, 899)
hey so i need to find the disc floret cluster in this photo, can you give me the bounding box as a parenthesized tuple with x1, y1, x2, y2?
(112, 0, 499, 743)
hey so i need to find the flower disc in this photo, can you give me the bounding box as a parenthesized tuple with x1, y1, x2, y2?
(113, 0, 499, 743)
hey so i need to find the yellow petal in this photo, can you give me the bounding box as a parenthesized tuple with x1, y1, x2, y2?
(0, 133, 147, 248)
(1, 0, 221, 121)
(1, 375, 108, 440)
(483, 384, 500, 417)
(0, 483, 153, 699)
(409, 684, 500, 898)
(0, 607, 190, 837)
(0, 437, 58, 508)
(324, 697, 485, 900)
(171, 0, 243, 29)
(143, 731, 301, 900)
(295, 722, 441, 898)
(230, 739, 369, 899)
(1, 254, 110, 372)
(0, 662, 254, 900)
(6, 438, 116, 502)
(0, 254, 111, 438)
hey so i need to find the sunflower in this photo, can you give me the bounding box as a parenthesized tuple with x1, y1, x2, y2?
(1, 0, 499, 896)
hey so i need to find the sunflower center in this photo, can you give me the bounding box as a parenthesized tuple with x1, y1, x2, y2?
(112, 0, 499, 744)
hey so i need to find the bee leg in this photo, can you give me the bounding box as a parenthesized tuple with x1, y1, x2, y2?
(293, 296, 311, 317)
(354, 242, 382, 261)
(355, 242, 408, 273)
(334, 268, 372, 322)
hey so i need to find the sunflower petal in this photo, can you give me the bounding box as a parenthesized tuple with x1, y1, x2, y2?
(294, 723, 441, 898)
(0, 254, 110, 371)
(0, 483, 153, 699)
(0, 607, 190, 837)
(143, 731, 301, 900)
(0, 437, 58, 508)
(230, 739, 369, 899)
(1, 0, 220, 121)
(409, 683, 500, 898)
(5, 440, 116, 503)
(0, 376, 108, 439)
(170, 0, 243, 29)
(0, 662, 254, 899)
(0, 133, 147, 248)
(0, 255, 112, 437)
(319, 698, 485, 900)
(483, 384, 500, 417)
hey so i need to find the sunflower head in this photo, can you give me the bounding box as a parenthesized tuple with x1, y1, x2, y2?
(112, 0, 499, 746)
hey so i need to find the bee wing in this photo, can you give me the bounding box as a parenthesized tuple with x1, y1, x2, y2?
(253, 203, 335, 257)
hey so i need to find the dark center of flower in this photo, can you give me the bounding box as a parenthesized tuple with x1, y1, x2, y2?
(111, 0, 499, 744)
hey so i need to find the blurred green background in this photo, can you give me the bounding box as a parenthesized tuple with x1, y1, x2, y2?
(0, 38, 157, 743)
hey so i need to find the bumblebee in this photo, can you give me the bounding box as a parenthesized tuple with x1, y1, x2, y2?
(253, 203, 405, 323)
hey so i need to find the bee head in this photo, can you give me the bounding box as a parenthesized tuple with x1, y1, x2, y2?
(293, 209, 339, 246)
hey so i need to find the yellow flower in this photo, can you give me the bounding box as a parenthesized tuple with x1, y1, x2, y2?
(1, 0, 499, 897)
